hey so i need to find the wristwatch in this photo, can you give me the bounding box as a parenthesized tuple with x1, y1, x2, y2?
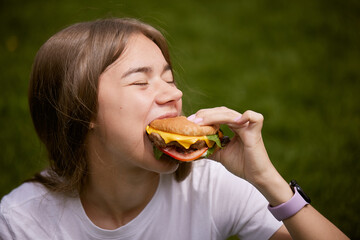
(268, 180, 311, 221)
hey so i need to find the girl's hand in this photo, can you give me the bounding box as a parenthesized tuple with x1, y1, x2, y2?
(188, 107, 283, 190)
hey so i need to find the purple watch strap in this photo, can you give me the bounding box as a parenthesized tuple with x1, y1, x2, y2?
(267, 187, 309, 221)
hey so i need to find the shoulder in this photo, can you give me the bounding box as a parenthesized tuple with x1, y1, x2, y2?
(1, 182, 73, 224)
(1, 182, 49, 211)
(0, 182, 52, 238)
(0, 181, 69, 221)
(0, 182, 80, 238)
(1, 181, 76, 216)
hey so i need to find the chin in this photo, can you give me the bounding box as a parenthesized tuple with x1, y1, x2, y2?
(149, 154, 180, 175)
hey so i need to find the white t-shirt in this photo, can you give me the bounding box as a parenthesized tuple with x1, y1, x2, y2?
(0, 160, 282, 240)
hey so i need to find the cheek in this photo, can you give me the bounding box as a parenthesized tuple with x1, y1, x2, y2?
(97, 88, 144, 127)
(96, 85, 154, 144)
(95, 101, 149, 148)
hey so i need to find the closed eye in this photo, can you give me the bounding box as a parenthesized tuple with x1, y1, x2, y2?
(162, 65, 175, 84)
(132, 81, 149, 86)
(166, 79, 175, 84)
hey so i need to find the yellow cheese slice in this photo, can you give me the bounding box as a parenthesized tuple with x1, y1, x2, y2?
(146, 126, 215, 149)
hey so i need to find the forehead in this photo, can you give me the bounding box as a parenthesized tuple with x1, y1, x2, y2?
(105, 34, 167, 73)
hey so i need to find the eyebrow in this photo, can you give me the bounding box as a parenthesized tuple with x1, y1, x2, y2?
(121, 64, 172, 79)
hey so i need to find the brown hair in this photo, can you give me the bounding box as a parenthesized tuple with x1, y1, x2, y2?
(28, 18, 191, 193)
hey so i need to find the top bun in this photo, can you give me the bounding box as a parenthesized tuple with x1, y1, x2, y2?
(149, 116, 218, 136)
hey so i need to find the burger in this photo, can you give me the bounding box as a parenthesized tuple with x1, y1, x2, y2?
(146, 116, 227, 162)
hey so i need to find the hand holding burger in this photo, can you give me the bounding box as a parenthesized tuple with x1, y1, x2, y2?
(177, 107, 277, 185)
(181, 107, 290, 204)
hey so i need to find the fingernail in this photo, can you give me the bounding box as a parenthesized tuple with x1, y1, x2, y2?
(233, 115, 242, 122)
(187, 114, 203, 124)
(187, 114, 196, 121)
(193, 117, 203, 124)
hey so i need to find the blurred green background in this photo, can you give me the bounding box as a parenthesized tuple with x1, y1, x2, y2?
(1, 0, 359, 238)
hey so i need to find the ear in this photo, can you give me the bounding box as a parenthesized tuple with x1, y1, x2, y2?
(89, 122, 96, 129)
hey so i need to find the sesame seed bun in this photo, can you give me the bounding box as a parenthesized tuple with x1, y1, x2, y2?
(149, 116, 218, 136)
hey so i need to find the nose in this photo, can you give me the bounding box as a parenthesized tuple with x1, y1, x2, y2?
(155, 80, 183, 105)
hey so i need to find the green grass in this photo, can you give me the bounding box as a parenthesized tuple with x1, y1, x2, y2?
(1, 0, 359, 238)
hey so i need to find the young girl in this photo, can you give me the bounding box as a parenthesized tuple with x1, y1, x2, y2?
(0, 18, 348, 239)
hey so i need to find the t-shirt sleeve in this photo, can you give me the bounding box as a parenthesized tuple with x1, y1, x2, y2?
(0, 183, 57, 240)
(0, 200, 15, 239)
(208, 162, 283, 240)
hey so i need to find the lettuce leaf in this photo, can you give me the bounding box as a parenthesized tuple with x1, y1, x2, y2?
(205, 134, 223, 158)
(207, 134, 222, 148)
(205, 145, 216, 158)
(153, 146, 163, 160)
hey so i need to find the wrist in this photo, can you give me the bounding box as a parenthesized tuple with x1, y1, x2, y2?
(268, 180, 311, 221)
(253, 171, 294, 206)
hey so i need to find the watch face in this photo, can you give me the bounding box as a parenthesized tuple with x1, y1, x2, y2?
(290, 180, 311, 203)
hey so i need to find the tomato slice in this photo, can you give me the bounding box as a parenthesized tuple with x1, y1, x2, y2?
(160, 147, 208, 162)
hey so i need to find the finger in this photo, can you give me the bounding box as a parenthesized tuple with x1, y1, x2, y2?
(234, 110, 264, 130)
(234, 110, 263, 124)
(187, 114, 203, 124)
(187, 107, 242, 126)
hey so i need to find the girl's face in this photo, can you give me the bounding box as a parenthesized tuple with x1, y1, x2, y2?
(89, 34, 183, 175)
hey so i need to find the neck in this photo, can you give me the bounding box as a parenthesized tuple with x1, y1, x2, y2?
(80, 148, 160, 229)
